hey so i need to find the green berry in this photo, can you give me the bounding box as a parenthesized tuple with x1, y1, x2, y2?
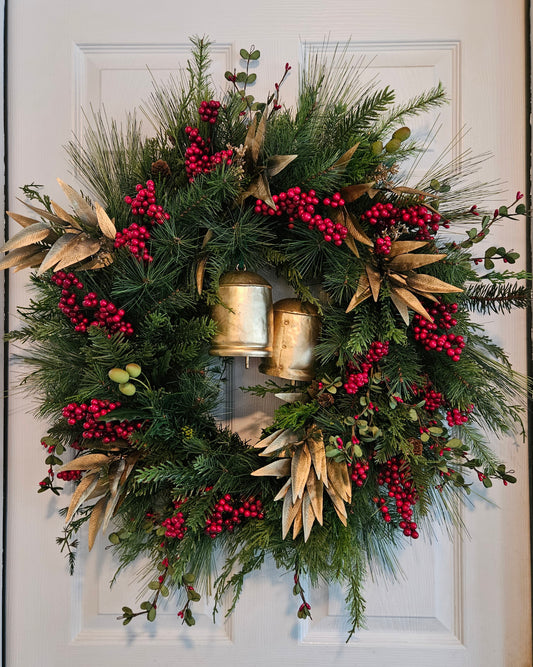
(371, 140, 383, 155)
(125, 363, 142, 378)
(119, 382, 136, 396)
(385, 138, 401, 153)
(108, 368, 130, 384)
(392, 126, 411, 142)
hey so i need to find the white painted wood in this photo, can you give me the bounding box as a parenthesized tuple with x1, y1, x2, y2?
(5, 1, 531, 665)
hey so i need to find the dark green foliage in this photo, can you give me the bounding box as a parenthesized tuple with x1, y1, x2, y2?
(9, 37, 529, 639)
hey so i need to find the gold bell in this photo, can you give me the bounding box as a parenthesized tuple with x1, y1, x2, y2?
(209, 270, 273, 365)
(260, 298, 321, 381)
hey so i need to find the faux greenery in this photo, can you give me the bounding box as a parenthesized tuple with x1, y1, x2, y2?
(4, 37, 529, 639)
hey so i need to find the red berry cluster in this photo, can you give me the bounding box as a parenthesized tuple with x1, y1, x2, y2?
(419, 386, 445, 412)
(51, 272, 134, 338)
(205, 494, 264, 538)
(375, 456, 419, 539)
(365, 341, 390, 363)
(344, 341, 390, 394)
(412, 302, 464, 362)
(62, 399, 143, 444)
(254, 188, 348, 245)
(161, 499, 188, 539)
(446, 404, 473, 426)
(114, 223, 152, 262)
(344, 364, 371, 394)
(184, 126, 233, 182)
(57, 470, 82, 482)
(198, 99, 221, 123)
(124, 180, 170, 225)
(398, 205, 445, 241)
(362, 202, 399, 231)
(374, 235, 392, 256)
(351, 459, 369, 487)
(361, 202, 447, 241)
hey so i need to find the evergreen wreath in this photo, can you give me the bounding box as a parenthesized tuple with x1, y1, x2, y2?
(3, 37, 529, 638)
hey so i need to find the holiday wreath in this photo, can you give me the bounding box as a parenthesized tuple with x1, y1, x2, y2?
(3, 38, 529, 637)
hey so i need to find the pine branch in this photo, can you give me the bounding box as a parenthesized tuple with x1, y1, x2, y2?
(465, 281, 531, 314)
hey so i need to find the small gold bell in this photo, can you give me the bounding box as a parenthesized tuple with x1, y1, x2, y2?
(260, 298, 321, 381)
(209, 270, 273, 364)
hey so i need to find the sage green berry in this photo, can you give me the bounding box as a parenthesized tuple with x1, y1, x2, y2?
(392, 126, 411, 142)
(119, 382, 136, 396)
(385, 138, 401, 153)
(125, 363, 142, 378)
(371, 140, 383, 155)
(108, 368, 130, 384)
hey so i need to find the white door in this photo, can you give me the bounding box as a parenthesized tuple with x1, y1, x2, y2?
(6, 1, 531, 665)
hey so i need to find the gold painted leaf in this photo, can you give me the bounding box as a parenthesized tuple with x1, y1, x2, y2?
(291, 443, 312, 502)
(346, 274, 371, 313)
(345, 213, 373, 246)
(406, 273, 463, 294)
(95, 202, 117, 239)
(267, 154, 297, 177)
(244, 114, 258, 163)
(119, 454, 139, 486)
(365, 264, 382, 302)
(340, 182, 375, 203)
(326, 460, 351, 503)
(0, 246, 43, 270)
(390, 290, 410, 325)
(255, 428, 286, 449)
(282, 492, 303, 539)
(72, 252, 113, 272)
(251, 458, 291, 477)
(59, 453, 110, 472)
(388, 240, 428, 258)
(48, 235, 102, 272)
(306, 429, 327, 482)
(388, 253, 446, 272)
(274, 392, 307, 403)
(6, 211, 41, 228)
(332, 143, 359, 170)
(51, 201, 81, 229)
(344, 235, 359, 258)
(108, 459, 126, 499)
(196, 256, 207, 294)
(102, 487, 124, 532)
(0, 222, 52, 253)
(260, 429, 299, 457)
(201, 229, 213, 249)
(302, 491, 316, 542)
(274, 478, 292, 502)
(85, 478, 109, 500)
(37, 233, 80, 275)
(13, 251, 48, 272)
(325, 483, 348, 526)
(88, 496, 107, 551)
(252, 112, 267, 164)
(65, 473, 100, 525)
(390, 286, 433, 322)
(17, 198, 67, 225)
(292, 506, 303, 539)
(57, 179, 98, 226)
(388, 273, 408, 287)
(306, 467, 324, 524)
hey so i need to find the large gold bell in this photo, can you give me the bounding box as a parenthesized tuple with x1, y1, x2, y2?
(260, 298, 321, 381)
(209, 270, 273, 362)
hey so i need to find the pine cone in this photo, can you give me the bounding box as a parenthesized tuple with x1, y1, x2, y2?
(317, 392, 335, 408)
(408, 437, 424, 456)
(151, 159, 171, 178)
(307, 380, 320, 398)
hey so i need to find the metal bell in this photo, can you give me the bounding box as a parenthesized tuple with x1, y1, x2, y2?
(260, 298, 321, 381)
(209, 270, 273, 363)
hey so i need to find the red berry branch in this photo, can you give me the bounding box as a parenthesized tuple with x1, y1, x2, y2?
(51, 272, 134, 337)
